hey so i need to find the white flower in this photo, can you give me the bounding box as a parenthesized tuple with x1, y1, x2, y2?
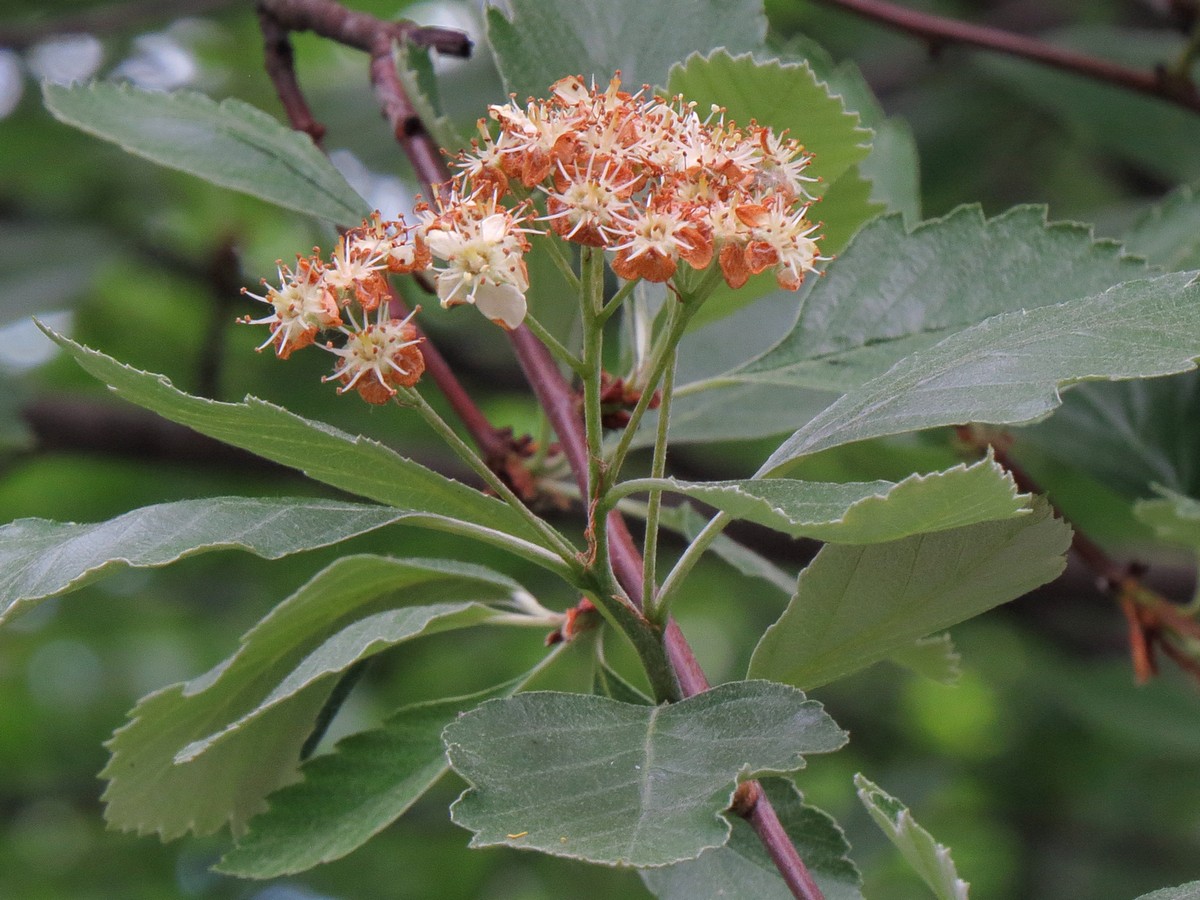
(426, 209, 530, 329)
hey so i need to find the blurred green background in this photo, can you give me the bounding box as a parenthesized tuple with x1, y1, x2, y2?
(2, 0, 1199, 897)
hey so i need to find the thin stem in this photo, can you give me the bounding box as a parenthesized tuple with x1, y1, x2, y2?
(510, 326, 590, 490)
(655, 510, 733, 620)
(597, 277, 639, 325)
(538, 233, 583, 292)
(410, 511, 581, 582)
(673, 372, 741, 397)
(580, 247, 616, 590)
(580, 247, 608, 496)
(399, 388, 581, 564)
(604, 266, 721, 482)
(814, 0, 1200, 113)
(258, 5, 326, 144)
(605, 300, 693, 484)
(523, 311, 585, 374)
(642, 345, 676, 616)
(604, 477, 673, 505)
(509, 325, 681, 700)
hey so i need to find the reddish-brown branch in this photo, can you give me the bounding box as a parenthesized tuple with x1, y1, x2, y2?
(813, 0, 1200, 113)
(366, 44, 447, 200)
(255, 0, 469, 57)
(256, 0, 468, 165)
(257, 8, 326, 145)
(736, 783, 828, 900)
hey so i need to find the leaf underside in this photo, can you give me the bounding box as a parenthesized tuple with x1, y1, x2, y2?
(642, 778, 863, 899)
(640, 453, 1025, 545)
(217, 681, 518, 878)
(44, 328, 547, 545)
(102, 555, 519, 839)
(445, 682, 847, 867)
(761, 270, 1200, 472)
(0, 497, 411, 625)
(854, 774, 970, 900)
(748, 500, 1070, 690)
(42, 81, 370, 224)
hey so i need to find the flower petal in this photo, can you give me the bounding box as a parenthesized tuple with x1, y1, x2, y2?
(472, 281, 527, 330)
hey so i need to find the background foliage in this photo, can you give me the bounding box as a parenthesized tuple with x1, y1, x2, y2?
(2, 0, 1199, 897)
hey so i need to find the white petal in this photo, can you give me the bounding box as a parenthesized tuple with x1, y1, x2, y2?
(425, 229, 462, 259)
(436, 270, 470, 307)
(472, 281, 526, 330)
(479, 213, 508, 244)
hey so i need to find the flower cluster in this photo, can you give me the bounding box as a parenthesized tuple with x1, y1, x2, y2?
(240, 213, 427, 404)
(455, 73, 823, 290)
(242, 75, 824, 400)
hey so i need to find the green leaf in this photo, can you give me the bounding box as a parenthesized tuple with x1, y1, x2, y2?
(176, 602, 499, 764)
(217, 681, 517, 878)
(1122, 183, 1200, 272)
(666, 50, 876, 327)
(815, 165, 885, 260)
(641, 778, 862, 900)
(0, 497, 419, 625)
(736, 206, 1147, 394)
(666, 380, 839, 445)
(667, 50, 871, 196)
(1133, 882, 1200, 900)
(624, 454, 1026, 544)
(42, 82, 370, 224)
(660, 292, 838, 445)
(854, 774, 970, 900)
(887, 634, 962, 686)
(1013, 372, 1200, 500)
(858, 117, 921, 225)
(445, 681, 846, 866)
(1134, 487, 1200, 551)
(104, 670, 333, 840)
(45, 328, 549, 548)
(748, 500, 1069, 690)
(485, 0, 767, 100)
(760, 271, 1200, 471)
(102, 555, 520, 838)
(675, 505, 962, 685)
(773, 36, 920, 222)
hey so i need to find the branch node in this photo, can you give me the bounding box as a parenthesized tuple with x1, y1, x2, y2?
(730, 781, 761, 818)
